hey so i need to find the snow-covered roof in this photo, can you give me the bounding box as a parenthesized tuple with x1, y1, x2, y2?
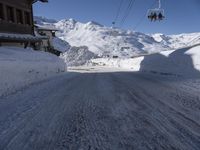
(33, 0, 48, 3)
(35, 24, 59, 31)
(0, 33, 43, 42)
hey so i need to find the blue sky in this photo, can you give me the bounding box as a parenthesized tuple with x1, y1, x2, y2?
(33, 0, 200, 34)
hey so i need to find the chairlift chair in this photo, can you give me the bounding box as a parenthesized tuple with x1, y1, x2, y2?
(147, 0, 165, 21)
(147, 9, 165, 21)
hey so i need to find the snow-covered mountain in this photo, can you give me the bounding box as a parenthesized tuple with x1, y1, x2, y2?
(54, 19, 168, 57)
(34, 16, 200, 66)
(61, 46, 98, 66)
(34, 17, 200, 56)
(152, 33, 200, 49)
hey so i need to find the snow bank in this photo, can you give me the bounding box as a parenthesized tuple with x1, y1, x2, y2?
(185, 45, 200, 71)
(140, 45, 200, 77)
(90, 45, 200, 77)
(0, 47, 66, 97)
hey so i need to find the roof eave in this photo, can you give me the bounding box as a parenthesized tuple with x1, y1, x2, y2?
(32, 0, 48, 4)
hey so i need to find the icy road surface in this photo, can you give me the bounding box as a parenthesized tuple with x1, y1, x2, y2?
(0, 67, 200, 150)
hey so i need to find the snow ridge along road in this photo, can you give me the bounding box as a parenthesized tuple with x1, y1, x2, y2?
(0, 67, 200, 150)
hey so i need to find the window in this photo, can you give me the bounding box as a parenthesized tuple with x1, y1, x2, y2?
(52, 32, 56, 37)
(39, 31, 46, 36)
(7, 6, 14, 22)
(0, 3, 4, 20)
(24, 12, 31, 25)
(16, 9, 23, 24)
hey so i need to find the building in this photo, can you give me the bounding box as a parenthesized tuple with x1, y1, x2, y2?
(0, 0, 48, 48)
(35, 24, 62, 56)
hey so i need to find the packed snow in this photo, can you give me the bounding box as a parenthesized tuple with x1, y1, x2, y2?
(0, 47, 66, 97)
(0, 66, 200, 150)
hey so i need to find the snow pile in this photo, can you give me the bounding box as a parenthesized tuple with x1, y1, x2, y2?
(90, 45, 200, 77)
(152, 33, 200, 49)
(139, 45, 200, 77)
(185, 45, 200, 71)
(0, 47, 66, 97)
(61, 46, 98, 66)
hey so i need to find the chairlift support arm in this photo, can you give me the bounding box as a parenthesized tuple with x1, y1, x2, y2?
(158, 0, 161, 9)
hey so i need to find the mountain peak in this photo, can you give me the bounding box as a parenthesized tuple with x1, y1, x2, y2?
(59, 18, 77, 24)
(86, 21, 103, 27)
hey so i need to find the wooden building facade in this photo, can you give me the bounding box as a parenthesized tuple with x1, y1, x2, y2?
(0, 0, 48, 47)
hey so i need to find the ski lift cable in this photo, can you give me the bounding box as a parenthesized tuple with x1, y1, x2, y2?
(119, 0, 133, 27)
(120, 0, 135, 27)
(112, 0, 124, 26)
(120, 0, 136, 27)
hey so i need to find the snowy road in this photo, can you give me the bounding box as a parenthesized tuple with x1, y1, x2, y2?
(0, 67, 200, 150)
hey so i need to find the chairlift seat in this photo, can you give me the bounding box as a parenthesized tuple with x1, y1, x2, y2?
(147, 9, 165, 21)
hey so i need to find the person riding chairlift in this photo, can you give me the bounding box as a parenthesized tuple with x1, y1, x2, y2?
(152, 12, 157, 21)
(148, 12, 157, 21)
(149, 12, 164, 21)
(158, 12, 164, 21)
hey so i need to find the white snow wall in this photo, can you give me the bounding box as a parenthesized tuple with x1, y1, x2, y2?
(0, 47, 66, 97)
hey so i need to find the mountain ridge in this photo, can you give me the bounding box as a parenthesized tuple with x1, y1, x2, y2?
(34, 16, 200, 59)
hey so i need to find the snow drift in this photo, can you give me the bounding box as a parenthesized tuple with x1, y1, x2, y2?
(90, 45, 200, 77)
(0, 47, 66, 97)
